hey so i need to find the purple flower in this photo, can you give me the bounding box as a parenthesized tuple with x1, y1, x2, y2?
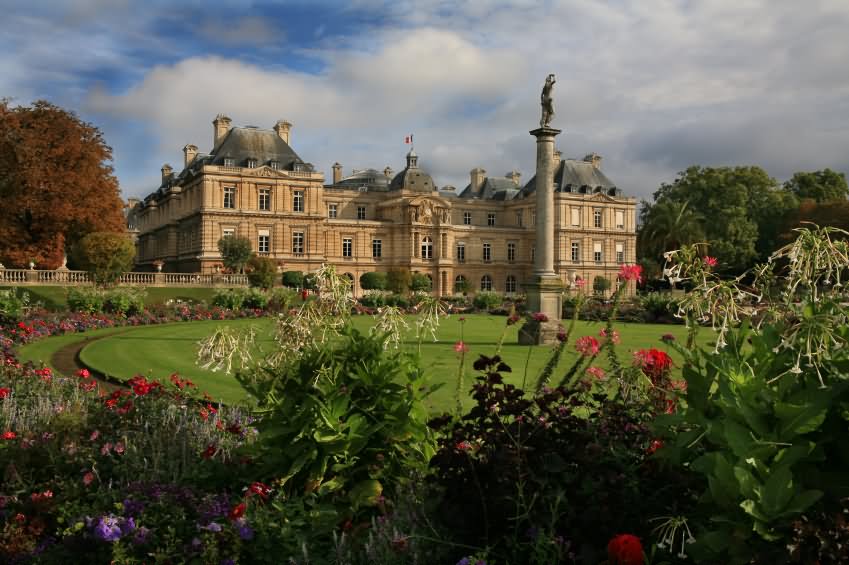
(94, 515, 123, 542)
(457, 559, 471, 565)
(236, 519, 254, 540)
(201, 521, 223, 532)
(133, 526, 150, 545)
(221, 560, 236, 565)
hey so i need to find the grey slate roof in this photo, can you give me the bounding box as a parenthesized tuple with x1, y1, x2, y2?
(209, 127, 304, 169)
(457, 177, 521, 200)
(520, 159, 621, 198)
(389, 168, 436, 192)
(328, 168, 392, 192)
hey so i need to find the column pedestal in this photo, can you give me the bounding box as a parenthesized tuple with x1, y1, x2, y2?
(520, 276, 564, 345)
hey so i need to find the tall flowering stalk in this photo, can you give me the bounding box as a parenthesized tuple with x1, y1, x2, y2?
(414, 295, 447, 356)
(454, 317, 468, 415)
(533, 291, 587, 393)
(371, 305, 409, 350)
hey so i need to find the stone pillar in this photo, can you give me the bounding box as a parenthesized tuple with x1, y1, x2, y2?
(520, 126, 564, 346)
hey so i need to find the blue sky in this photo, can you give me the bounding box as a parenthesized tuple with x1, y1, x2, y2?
(2, 0, 849, 200)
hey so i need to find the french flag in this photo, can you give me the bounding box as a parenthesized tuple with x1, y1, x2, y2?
(405, 134, 414, 144)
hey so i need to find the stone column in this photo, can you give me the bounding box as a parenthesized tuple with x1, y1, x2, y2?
(520, 126, 564, 346)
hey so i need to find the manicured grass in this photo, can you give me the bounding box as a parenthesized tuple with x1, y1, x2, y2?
(16, 325, 132, 372)
(67, 315, 714, 410)
(1, 286, 221, 311)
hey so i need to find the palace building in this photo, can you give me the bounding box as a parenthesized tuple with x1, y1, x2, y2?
(133, 115, 637, 296)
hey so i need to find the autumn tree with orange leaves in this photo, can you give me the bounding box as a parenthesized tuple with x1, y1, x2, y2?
(0, 100, 126, 268)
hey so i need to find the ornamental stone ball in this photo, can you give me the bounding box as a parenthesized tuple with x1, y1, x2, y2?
(540, 74, 556, 128)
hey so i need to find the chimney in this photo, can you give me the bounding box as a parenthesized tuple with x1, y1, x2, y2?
(332, 162, 343, 184)
(183, 144, 198, 168)
(212, 114, 232, 147)
(470, 167, 486, 195)
(383, 166, 393, 178)
(553, 150, 562, 167)
(584, 152, 602, 169)
(161, 164, 173, 184)
(506, 170, 521, 187)
(273, 119, 292, 144)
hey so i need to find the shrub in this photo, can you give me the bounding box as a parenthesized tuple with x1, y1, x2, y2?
(242, 287, 270, 309)
(358, 292, 385, 308)
(359, 271, 387, 291)
(217, 236, 253, 273)
(104, 287, 145, 315)
(267, 288, 296, 311)
(593, 275, 611, 295)
(67, 286, 106, 313)
(639, 291, 679, 321)
(0, 288, 29, 324)
(472, 291, 502, 311)
(303, 273, 318, 290)
(410, 272, 432, 292)
(281, 270, 304, 289)
(386, 268, 411, 295)
(384, 294, 410, 309)
(246, 255, 276, 289)
(212, 288, 245, 310)
(73, 232, 136, 284)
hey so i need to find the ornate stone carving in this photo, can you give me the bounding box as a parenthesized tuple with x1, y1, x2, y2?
(540, 73, 556, 128)
(419, 201, 434, 224)
(408, 205, 418, 223)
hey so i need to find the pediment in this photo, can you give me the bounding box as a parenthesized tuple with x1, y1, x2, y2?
(586, 192, 618, 202)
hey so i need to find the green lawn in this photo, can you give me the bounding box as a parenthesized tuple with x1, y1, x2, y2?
(1, 286, 220, 311)
(35, 314, 715, 410)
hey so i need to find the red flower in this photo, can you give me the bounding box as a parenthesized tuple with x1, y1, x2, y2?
(575, 336, 600, 357)
(0, 387, 10, 399)
(247, 482, 272, 500)
(453, 341, 469, 354)
(77, 368, 90, 379)
(532, 312, 549, 322)
(455, 440, 473, 451)
(607, 533, 644, 565)
(703, 256, 718, 267)
(647, 439, 664, 455)
(201, 444, 217, 459)
(2, 431, 16, 440)
(83, 472, 95, 486)
(228, 502, 246, 521)
(618, 264, 643, 283)
(599, 328, 620, 344)
(633, 348, 673, 383)
(586, 366, 606, 380)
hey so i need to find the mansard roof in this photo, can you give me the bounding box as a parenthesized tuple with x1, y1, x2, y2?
(520, 158, 622, 198)
(328, 168, 392, 192)
(209, 127, 304, 169)
(457, 177, 521, 200)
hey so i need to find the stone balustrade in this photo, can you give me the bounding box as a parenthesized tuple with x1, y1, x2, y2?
(0, 269, 249, 287)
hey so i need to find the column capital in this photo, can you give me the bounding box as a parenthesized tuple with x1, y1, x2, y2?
(529, 126, 562, 138)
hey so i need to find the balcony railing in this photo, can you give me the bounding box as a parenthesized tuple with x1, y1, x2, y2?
(0, 269, 248, 287)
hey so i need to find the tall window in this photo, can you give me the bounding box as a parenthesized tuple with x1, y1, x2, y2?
(571, 208, 580, 226)
(456, 242, 466, 263)
(505, 275, 517, 293)
(515, 210, 523, 227)
(223, 187, 235, 209)
(463, 211, 472, 225)
(292, 231, 304, 254)
(507, 242, 516, 262)
(269, 161, 279, 170)
(421, 236, 433, 259)
(531, 210, 536, 226)
(293, 190, 304, 212)
(615, 210, 625, 229)
(483, 242, 492, 263)
(372, 239, 382, 258)
(222, 228, 235, 238)
(357, 206, 366, 220)
(487, 212, 496, 226)
(480, 274, 492, 291)
(247, 158, 257, 168)
(328, 203, 338, 218)
(571, 242, 580, 263)
(223, 158, 235, 167)
(616, 242, 624, 263)
(342, 237, 352, 258)
(594, 242, 603, 263)
(454, 275, 467, 293)
(259, 188, 271, 211)
(593, 209, 602, 228)
(258, 230, 270, 254)
(531, 245, 536, 262)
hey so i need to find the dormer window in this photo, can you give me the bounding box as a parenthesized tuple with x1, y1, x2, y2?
(294, 163, 306, 172)
(247, 158, 257, 168)
(223, 158, 235, 167)
(269, 161, 279, 170)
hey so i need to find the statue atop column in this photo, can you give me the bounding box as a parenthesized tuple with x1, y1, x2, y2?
(540, 73, 556, 128)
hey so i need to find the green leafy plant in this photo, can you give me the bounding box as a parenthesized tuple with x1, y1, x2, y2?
(282, 270, 305, 289)
(67, 286, 106, 313)
(246, 255, 277, 289)
(472, 291, 501, 312)
(359, 272, 387, 291)
(72, 231, 136, 284)
(217, 236, 253, 274)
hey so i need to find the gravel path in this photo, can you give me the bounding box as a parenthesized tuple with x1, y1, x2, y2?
(50, 332, 127, 390)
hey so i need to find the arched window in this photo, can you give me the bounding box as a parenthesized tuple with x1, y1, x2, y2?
(421, 236, 433, 259)
(480, 274, 492, 291)
(454, 275, 468, 293)
(505, 275, 517, 293)
(343, 272, 354, 291)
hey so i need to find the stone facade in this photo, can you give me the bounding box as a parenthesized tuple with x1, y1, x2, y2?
(134, 116, 637, 297)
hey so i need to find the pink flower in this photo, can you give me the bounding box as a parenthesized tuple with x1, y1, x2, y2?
(660, 333, 676, 343)
(83, 472, 95, 486)
(586, 366, 606, 380)
(77, 368, 90, 379)
(114, 442, 125, 455)
(453, 341, 469, 354)
(532, 312, 549, 323)
(647, 439, 664, 455)
(2, 431, 16, 440)
(618, 264, 643, 283)
(89, 430, 100, 441)
(703, 256, 718, 267)
(455, 440, 473, 451)
(574, 278, 586, 288)
(100, 442, 112, 455)
(575, 336, 600, 357)
(599, 328, 620, 344)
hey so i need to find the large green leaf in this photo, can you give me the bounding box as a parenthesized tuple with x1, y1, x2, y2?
(775, 398, 829, 438)
(349, 479, 383, 508)
(759, 466, 795, 517)
(722, 420, 756, 458)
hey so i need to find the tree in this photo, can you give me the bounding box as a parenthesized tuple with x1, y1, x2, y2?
(784, 169, 849, 203)
(640, 166, 798, 273)
(72, 232, 135, 284)
(282, 271, 304, 289)
(386, 268, 411, 294)
(359, 271, 387, 291)
(246, 255, 276, 289)
(217, 236, 253, 273)
(454, 276, 470, 294)
(0, 100, 126, 268)
(410, 272, 432, 292)
(638, 200, 704, 266)
(778, 199, 849, 244)
(593, 276, 611, 295)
